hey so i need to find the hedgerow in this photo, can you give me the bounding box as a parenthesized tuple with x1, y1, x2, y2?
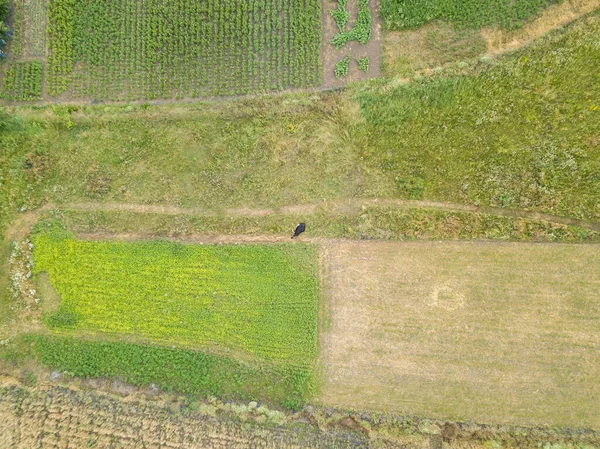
(24, 335, 313, 409)
(380, 0, 563, 30)
(0, 0, 11, 60)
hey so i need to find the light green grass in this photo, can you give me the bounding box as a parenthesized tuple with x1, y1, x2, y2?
(31, 222, 319, 368)
(60, 207, 600, 243)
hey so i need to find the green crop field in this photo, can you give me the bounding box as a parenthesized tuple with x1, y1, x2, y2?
(32, 224, 319, 367)
(45, 0, 321, 100)
(0, 61, 43, 101)
(380, 0, 562, 30)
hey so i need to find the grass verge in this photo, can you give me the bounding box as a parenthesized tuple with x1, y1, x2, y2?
(60, 207, 600, 242)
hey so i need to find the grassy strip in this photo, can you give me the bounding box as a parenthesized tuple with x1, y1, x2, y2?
(21, 334, 312, 409)
(380, 0, 562, 30)
(60, 207, 600, 242)
(31, 221, 319, 367)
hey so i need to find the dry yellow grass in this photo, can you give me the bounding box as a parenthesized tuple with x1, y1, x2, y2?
(319, 241, 600, 428)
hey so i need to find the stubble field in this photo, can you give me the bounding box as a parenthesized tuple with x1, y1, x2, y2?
(319, 240, 600, 428)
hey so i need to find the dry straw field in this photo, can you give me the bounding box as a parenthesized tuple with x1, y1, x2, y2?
(319, 241, 600, 428)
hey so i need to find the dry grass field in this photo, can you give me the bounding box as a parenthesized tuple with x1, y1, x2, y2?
(319, 241, 600, 428)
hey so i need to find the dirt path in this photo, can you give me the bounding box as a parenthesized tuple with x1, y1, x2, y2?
(4, 199, 600, 244)
(63, 199, 600, 232)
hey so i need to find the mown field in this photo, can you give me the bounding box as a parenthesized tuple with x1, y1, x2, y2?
(23, 221, 319, 407)
(321, 240, 600, 428)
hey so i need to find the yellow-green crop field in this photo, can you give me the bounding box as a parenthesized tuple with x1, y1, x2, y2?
(32, 225, 319, 368)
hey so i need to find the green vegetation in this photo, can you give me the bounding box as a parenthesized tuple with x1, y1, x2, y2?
(334, 55, 351, 78)
(32, 223, 319, 367)
(356, 57, 369, 73)
(1, 11, 600, 327)
(61, 207, 600, 243)
(330, 0, 349, 32)
(383, 24, 487, 78)
(356, 12, 600, 220)
(24, 335, 312, 408)
(380, 0, 563, 30)
(0, 61, 43, 100)
(46, 0, 321, 100)
(0, 14, 597, 222)
(0, 0, 11, 59)
(330, 0, 372, 49)
(25, 0, 48, 57)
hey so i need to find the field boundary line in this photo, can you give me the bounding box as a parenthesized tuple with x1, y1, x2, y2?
(4, 199, 600, 245)
(62, 200, 600, 232)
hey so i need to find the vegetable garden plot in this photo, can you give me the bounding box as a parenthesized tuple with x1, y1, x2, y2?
(46, 0, 322, 101)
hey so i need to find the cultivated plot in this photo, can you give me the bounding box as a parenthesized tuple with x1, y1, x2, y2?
(32, 230, 319, 367)
(47, 0, 322, 100)
(320, 241, 600, 428)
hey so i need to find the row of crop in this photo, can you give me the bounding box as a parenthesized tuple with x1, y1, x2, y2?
(46, 0, 73, 95)
(25, 334, 312, 409)
(25, 0, 48, 57)
(0, 60, 42, 100)
(46, 0, 322, 101)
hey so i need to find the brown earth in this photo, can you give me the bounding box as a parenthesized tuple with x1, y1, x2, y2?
(318, 240, 600, 428)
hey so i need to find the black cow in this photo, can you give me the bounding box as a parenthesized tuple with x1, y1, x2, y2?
(291, 223, 306, 239)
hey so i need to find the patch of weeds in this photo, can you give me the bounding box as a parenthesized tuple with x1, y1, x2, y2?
(356, 57, 370, 73)
(334, 56, 351, 78)
(330, 0, 349, 32)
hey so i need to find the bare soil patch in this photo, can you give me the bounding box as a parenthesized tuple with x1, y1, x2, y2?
(319, 240, 600, 428)
(321, 0, 382, 88)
